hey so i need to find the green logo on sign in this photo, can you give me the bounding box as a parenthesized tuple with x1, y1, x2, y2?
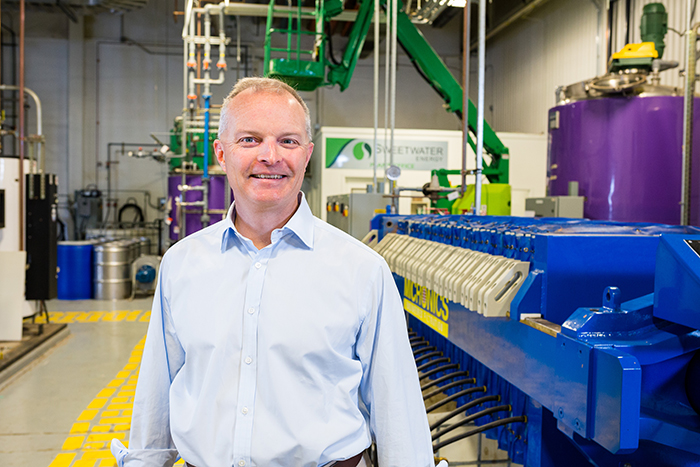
(353, 142, 372, 160)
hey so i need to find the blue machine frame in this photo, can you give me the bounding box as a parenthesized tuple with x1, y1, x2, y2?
(371, 214, 700, 467)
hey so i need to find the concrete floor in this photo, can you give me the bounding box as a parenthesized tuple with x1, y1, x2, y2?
(0, 298, 150, 467)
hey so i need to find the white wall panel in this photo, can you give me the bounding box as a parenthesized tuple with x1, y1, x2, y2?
(481, 0, 599, 134)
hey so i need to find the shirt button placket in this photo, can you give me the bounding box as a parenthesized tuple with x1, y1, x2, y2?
(231, 251, 269, 466)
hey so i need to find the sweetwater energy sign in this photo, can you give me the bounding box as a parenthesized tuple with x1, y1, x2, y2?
(326, 137, 448, 170)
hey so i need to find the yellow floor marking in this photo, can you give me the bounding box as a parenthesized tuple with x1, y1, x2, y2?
(62, 437, 85, 451)
(48, 453, 76, 467)
(126, 311, 142, 322)
(49, 336, 146, 467)
(35, 310, 151, 324)
(87, 433, 125, 443)
(77, 410, 99, 421)
(70, 423, 90, 434)
(87, 399, 107, 410)
(72, 460, 97, 467)
(107, 403, 132, 410)
(96, 388, 115, 398)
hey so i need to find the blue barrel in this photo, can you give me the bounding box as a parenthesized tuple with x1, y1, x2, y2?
(57, 241, 95, 300)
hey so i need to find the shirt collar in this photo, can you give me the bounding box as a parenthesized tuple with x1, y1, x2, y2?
(220, 192, 314, 252)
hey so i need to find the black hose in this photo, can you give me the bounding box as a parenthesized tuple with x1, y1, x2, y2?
(415, 351, 443, 363)
(413, 345, 437, 356)
(419, 363, 459, 380)
(430, 395, 501, 431)
(432, 416, 527, 452)
(432, 405, 511, 441)
(416, 357, 450, 372)
(421, 371, 469, 391)
(410, 337, 427, 345)
(423, 378, 476, 401)
(426, 386, 487, 413)
(118, 202, 144, 223)
(408, 331, 417, 337)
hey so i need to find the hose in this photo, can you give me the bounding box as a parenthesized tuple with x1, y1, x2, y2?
(432, 404, 511, 441)
(415, 351, 444, 364)
(432, 416, 527, 452)
(413, 345, 437, 356)
(430, 395, 501, 431)
(423, 378, 476, 401)
(426, 386, 487, 413)
(416, 357, 450, 372)
(419, 363, 459, 380)
(421, 371, 469, 392)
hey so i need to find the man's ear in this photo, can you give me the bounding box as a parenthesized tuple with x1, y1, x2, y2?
(213, 140, 226, 171)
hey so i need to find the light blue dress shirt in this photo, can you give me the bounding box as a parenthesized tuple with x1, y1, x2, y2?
(111, 193, 434, 467)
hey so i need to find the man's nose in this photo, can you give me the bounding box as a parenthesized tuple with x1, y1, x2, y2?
(257, 139, 280, 164)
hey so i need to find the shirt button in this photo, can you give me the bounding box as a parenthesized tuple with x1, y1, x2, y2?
(239, 461, 246, 467)
(247, 307, 255, 314)
(245, 356, 252, 364)
(242, 407, 249, 414)
(255, 262, 262, 269)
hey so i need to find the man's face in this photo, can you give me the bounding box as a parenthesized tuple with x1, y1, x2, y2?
(214, 89, 313, 217)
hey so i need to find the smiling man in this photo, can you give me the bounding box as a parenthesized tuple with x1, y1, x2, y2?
(111, 77, 435, 467)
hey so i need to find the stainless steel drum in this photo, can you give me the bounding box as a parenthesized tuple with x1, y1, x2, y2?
(94, 241, 132, 299)
(139, 236, 151, 256)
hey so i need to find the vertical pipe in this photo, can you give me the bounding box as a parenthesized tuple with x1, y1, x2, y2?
(383, 0, 390, 192)
(373, 0, 379, 192)
(474, 0, 486, 216)
(390, 0, 398, 212)
(681, 0, 695, 225)
(19, 0, 25, 250)
(461, 1, 470, 195)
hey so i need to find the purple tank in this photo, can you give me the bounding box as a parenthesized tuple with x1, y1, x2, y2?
(168, 174, 231, 240)
(548, 95, 700, 225)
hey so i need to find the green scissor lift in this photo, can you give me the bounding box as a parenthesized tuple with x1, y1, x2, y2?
(263, 0, 510, 213)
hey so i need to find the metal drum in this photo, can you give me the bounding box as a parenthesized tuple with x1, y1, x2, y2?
(57, 241, 95, 300)
(139, 236, 151, 256)
(94, 241, 132, 300)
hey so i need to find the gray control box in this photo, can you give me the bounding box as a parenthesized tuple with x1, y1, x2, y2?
(525, 196, 585, 218)
(326, 193, 388, 240)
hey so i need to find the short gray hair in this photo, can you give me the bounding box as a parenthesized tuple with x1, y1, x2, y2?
(217, 77, 312, 142)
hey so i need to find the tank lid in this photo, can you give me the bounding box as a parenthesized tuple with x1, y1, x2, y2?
(556, 70, 680, 105)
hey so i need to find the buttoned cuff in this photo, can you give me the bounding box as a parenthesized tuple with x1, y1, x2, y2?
(111, 439, 179, 467)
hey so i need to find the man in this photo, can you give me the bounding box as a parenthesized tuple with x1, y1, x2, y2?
(111, 77, 435, 467)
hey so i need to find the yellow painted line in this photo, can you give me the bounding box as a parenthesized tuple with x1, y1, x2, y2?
(38, 310, 151, 324)
(77, 410, 99, 421)
(95, 388, 116, 398)
(87, 399, 107, 410)
(48, 453, 76, 467)
(107, 403, 132, 410)
(62, 436, 85, 451)
(70, 423, 90, 434)
(49, 336, 148, 467)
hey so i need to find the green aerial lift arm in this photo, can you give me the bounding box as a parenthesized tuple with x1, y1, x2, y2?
(265, 0, 509, 183)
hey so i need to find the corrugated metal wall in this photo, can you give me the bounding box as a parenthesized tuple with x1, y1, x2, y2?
(482, 0, 694, 134)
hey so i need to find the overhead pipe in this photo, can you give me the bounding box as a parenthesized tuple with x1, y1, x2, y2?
(390, 0, 398, 213)
(0, 85, 44, 173)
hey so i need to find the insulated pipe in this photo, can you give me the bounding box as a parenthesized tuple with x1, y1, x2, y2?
(203, 95, 211, 180)
(474, 0, 486, 215)
(19, 0, 25, 250)
(203, 9, 212, 96)
(461, 0, 470, 195)
(218, 7, 227, 70)
(681, 0, 695, 225)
